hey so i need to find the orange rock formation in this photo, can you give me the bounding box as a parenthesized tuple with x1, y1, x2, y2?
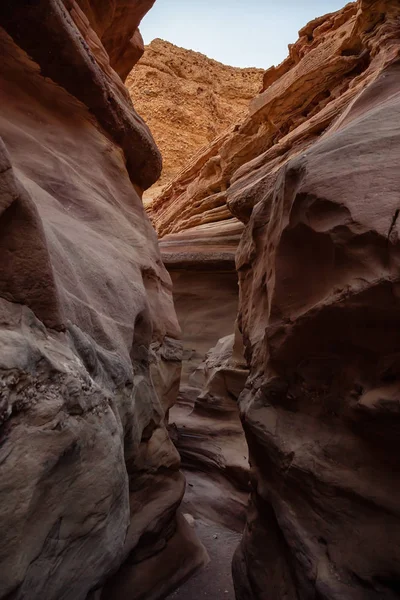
(127, 39, 263, 201)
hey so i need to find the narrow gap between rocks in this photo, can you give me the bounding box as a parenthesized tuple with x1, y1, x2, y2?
(163, 267, 250, 599)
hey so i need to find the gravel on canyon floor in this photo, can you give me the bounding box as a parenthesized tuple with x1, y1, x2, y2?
(167, 519, 242, 599)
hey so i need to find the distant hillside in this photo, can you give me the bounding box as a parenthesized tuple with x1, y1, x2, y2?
(127, 38, 263, 201)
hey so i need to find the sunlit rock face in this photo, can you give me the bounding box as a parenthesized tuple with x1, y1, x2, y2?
(0, 2, 207, 599)
(150, 0, 400, 597)
(127, 39, 263, 202)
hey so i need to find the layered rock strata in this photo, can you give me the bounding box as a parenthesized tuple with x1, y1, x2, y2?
(169, 334, 249, 533)
(151, 1, 400, 598)
(0, 2, 206, 599)
(149, 1, 393, 237)
(128, 39, 263, 201)
(161, 222, 250, 531)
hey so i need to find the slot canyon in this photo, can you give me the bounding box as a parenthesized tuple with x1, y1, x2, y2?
(0, 1, 400, 599)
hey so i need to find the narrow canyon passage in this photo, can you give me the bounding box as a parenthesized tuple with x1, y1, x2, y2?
(160, 225, 250, 598)
(166, 522, 241, 599)
(1, 1, 400, 600)
(147, 2, 400, 597)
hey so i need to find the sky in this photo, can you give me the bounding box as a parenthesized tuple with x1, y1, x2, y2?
(140, 0, 347, 69)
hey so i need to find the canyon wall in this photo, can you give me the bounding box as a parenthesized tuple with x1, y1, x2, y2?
(144, 49, 261, 529)
(151, 1, 400, 597)
(128, 39, 263, 201)
(3, 0, 400, 597)
(163, 226, 250, 531)
(0, 2, 207, 599)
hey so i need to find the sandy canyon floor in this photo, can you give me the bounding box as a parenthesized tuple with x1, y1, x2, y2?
(167, 520, 241, 600)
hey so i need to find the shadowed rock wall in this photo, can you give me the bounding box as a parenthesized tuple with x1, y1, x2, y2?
(128, 39, 263, 201)
(0, 1, 207, 599)
(161, 225, 250, 532)
(150, 1, 400, 597)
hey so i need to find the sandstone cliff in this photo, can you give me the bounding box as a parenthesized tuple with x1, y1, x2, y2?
(150, 1, 400, 598)
(0, 2, 206, 599)
(3, 0, 400, 597)
(127, 39, 263, 201)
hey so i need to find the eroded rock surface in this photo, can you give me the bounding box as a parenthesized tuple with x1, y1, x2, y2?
(150, 1, 400, 598)
(160, 222, 250, 532)
(0, 2, 206, 599)
(74, 0, 156, 80)
(234, 3, 400, 599)
(170, 334, 249, 533)
(234, 59, 400, 598)
(128, 39, 263, 201)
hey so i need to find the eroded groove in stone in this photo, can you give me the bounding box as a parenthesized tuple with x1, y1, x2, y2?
(148, 1, 400, 598)
(0, 2, 207, 599)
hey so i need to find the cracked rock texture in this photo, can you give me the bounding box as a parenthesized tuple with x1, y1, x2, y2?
(0, 1, 207, 599)
(128, 39, 263, 202)
(150, 1, 400, 598)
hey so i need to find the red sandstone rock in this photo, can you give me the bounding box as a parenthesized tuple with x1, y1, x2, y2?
(160, 222, 249, 533)
(150, 1, 400, 597)
(170, 334, 249, 533)
(234, 55, 400, 596)
(0, 2, 206, 599)
(127, 40, 262, 202)
(73, 0, 156, 80)
(149, 1, 398, 237)
(1, 0, 161, 191)
(235, 57, 400, 594)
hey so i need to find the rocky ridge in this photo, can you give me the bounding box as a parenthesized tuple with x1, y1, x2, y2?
(127, 39, 263, 201)
(150, 1, 400, 598)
